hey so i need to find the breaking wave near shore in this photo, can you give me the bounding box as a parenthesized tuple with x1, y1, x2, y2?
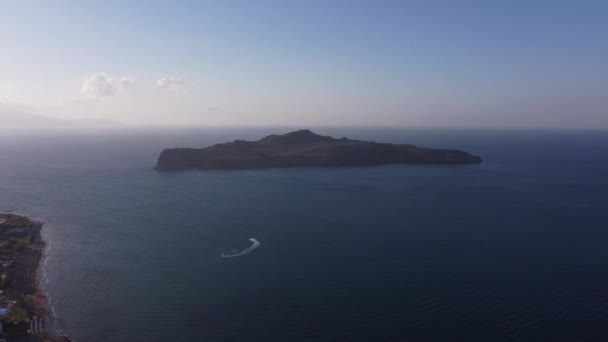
(220, 238, 260, 258)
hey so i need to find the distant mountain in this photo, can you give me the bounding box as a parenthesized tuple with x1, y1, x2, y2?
(0, 109, 121, 129)
(156, 129, 482, 171)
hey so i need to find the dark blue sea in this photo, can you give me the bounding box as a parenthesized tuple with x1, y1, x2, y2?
(0, 127, 607, 341)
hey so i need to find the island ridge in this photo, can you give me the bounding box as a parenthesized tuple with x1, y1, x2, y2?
(156, 129, 482, 171)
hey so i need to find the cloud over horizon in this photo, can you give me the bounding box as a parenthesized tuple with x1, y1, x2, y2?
(119, 77, 134, 91)
(81, 73, 133, 97)
(156, 77, 184, 91)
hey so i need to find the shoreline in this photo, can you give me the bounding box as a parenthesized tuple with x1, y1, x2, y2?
(0, 213, 71, 341)
(30, 219, 70, 341)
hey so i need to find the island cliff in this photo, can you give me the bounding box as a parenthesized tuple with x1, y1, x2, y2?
(156, 129, 481, 171)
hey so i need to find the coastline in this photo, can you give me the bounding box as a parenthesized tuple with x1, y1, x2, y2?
(0, 214, 71, 341)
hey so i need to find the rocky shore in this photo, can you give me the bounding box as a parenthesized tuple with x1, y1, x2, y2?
(0, 213, 70, 342)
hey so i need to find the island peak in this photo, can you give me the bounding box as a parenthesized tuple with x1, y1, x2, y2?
(258, 129, 336, 145)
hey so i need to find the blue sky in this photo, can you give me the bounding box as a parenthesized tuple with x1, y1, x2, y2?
(0, 0, 606, 127)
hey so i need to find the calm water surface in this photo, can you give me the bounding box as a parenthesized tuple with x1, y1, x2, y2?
(0, 127, 607, 341)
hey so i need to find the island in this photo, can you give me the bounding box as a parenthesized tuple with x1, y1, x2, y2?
(0, 212, 70, 341)
(156, 130, 481, 171)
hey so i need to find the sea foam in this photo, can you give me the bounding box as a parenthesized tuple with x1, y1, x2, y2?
(220, 238, 260, 258)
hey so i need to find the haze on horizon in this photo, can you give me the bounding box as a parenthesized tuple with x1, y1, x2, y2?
(0, 1, 606, 129)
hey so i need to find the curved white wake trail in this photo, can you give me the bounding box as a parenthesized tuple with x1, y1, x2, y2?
(221, 238, 260, 258)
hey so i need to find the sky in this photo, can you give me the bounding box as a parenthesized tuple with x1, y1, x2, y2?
(0, 0, 606, 128)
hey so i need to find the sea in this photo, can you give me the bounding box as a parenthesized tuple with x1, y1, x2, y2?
(0, 127, 607, 341)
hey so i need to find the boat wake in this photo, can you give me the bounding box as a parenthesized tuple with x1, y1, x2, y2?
(220, 238, 260, 258)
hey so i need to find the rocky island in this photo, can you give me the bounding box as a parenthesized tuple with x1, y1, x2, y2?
(156, 130, 481, 171)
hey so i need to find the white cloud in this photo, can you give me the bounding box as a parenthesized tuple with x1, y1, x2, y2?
(119, 77, 134, 91)
(157, 77, 184, 91)
(81, 73, 133, 97)
(81, 73, 115, 97)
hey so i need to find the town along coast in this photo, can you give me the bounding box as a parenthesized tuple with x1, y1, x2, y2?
(0, 213, 70, 341)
